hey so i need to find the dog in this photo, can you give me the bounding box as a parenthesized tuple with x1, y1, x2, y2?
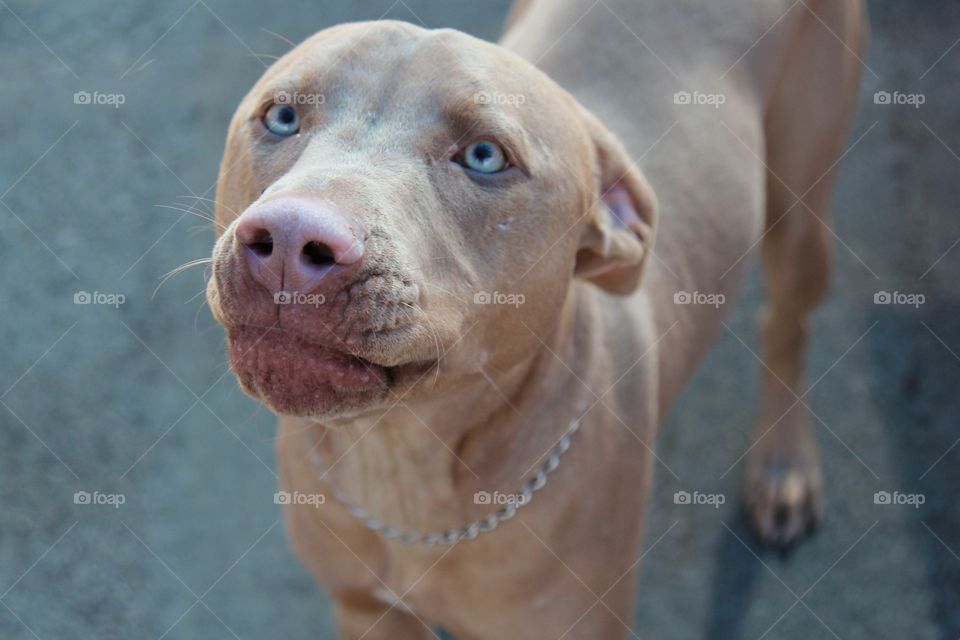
(206, 0, 866, 636)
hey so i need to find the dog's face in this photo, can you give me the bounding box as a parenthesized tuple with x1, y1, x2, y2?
(208, 21, 656, 420)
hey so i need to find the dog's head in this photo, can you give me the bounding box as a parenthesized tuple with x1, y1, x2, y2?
(208, 21, 657, 420)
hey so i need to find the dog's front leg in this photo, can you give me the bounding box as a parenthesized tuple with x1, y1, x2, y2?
(742, 0, 865, 548)
(331, 591, 435, 640)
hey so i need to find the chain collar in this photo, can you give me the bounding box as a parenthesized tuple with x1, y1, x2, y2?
(306, 417, 583, 546)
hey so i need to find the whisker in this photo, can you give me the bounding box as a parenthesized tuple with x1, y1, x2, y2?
(184, 283, 209, 306)
(174, 195, 217, 213)
(154, 203, 216, 221)
(162, 257, 214, 279)
(399, 257, 460, 271)
(417, 281, 472, 311)
(428, 320, 443, 384)
(193, 288, 212, 331)
(188, 224, 215, 239)
(153, 257, 213, 299)
(262, 28, 297, 49)
(402, 301, 444, 384)
(154, 204, 227, 231)
(176, 195, 243, 219)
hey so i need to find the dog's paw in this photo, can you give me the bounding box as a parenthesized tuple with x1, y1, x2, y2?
(743, 439, 824, 549)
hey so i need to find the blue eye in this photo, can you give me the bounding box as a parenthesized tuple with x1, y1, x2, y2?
(264, 104, 299, 136)
(460, 140, 508, 174)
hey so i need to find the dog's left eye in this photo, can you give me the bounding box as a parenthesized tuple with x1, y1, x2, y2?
(458, 140, 508, 174)
(264, 104, 300, 136)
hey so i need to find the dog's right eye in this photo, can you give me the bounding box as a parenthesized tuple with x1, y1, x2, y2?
(456, 140, 509, 174)
(264, 104, 300, 136)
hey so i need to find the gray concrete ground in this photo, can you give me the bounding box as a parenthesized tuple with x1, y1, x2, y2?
(1, 1, 958, 638)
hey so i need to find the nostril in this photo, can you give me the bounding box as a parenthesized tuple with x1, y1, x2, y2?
(302, 241, 336, 267)
(244, 229, 274, 257)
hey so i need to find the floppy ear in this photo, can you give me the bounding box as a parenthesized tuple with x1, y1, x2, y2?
(574, 108, 658, 295)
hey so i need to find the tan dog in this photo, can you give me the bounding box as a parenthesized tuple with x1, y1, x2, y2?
(207, 0, 865, 636)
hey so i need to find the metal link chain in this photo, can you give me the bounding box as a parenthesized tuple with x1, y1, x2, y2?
(306, 417, 583, 546)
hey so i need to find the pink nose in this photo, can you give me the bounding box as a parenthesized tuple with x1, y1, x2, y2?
(235, 197, 366, 295)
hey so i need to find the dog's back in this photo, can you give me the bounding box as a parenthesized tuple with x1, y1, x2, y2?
(503, 0, 866, 408)
(503, 0, 805, 102)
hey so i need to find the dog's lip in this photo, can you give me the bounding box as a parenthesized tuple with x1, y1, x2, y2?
(228, 325, 390, 393)
(226, 324, 435, 390)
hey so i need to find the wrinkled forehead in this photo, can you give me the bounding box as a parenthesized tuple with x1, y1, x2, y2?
(247, 21, 563, 142)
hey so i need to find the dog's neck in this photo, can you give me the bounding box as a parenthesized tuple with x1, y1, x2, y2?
(305, 293, 594, 532)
